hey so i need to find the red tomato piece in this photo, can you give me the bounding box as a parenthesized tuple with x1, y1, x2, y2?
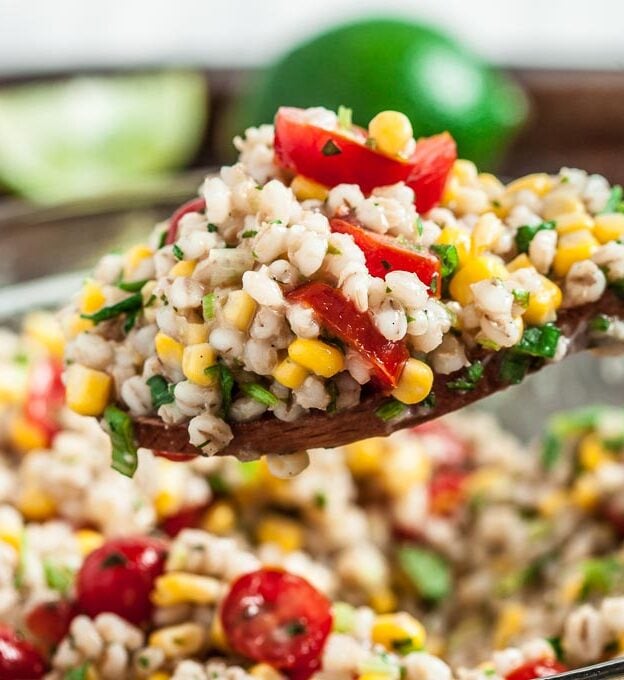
(412, 421, 469, 468)
(76, 536, 168, 626)
(330, 217, 441, 293)
(23, 358, 65, 445)
(287, 282, 409, 389)
(154, 450, 199, 463)
(221, 568, 332, 671)
(165, 197, 206, 245)
(25, 600, 77, 651)
(429, 470, 469, 516)
(274, 108, 456, 212)
(406, 133, 457, 214)
(505, 659, 567, 680)
(159, 504, 208, 538)
(0, 625, 47, 680)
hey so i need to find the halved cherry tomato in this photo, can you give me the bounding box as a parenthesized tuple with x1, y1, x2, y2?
(412, 421, 469, 468)
(221, 568, 332, 672)
(274, 107, 456, 212)
(23, 358, 65, 445)
(505, 659, 567, 680)
(165, 197, 206, 245)
(0, 625, 47, 680)
(25, 600, 77, 652)
(76, 536, 168, 626)
(287, 282, 409, 389)
(429, 470, 469, 516)
(330, 217, 441, 292)
(159, 504, 208, 538)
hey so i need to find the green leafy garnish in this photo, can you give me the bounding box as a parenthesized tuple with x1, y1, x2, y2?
(314, 491, 327, 509)
(321, 139, 342, 156)
(43, 559, 74, 596)
(172, 244, 184, 260)
(375, 398, 407, 422)
(326, 381, 339, 414)
(430, 244, 459, 280)
(589, 314, 611, 333)
(240, 382, 279, 407)
(548, 637, 564, 662)
(447, 361, 484, 391)
(242, 230, 257, 238)
(499, 352, 531, 385)
(512, 289, 530, 308)
(80, 293, 143, 326)
(157, 230, 168, 249)
(420, 391, 436, 410)
(207, 223, 218, 232)
(414, 216, 424, 237)
(515, 221, 556, 253)
(146, 375, 175, 409)
(327, 243, 342, 255)
(64, 664, 90, 680)
(202, 293, 216, 320)
(337, 105, 352, 130)
(580, 557, 624, 598)
(208, 473, 229, 495)
(118, 279, 149, 292)
(515, 324, 561, 359)
(601, 185, 624, 214)
(104, 406, 138, 477)
(205, 362, 235, 418)
(398, 545, 451, 601)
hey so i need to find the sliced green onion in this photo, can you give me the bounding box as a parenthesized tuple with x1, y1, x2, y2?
(414, 216, 424, 237)
(375, 398, 407, 421)
(80, 293, 143, 326)
(398, 545, 451, 601)
(202, 293, 216, 320)
(601, 185, 624, 214)
(118, 279, 149, 292)
(240, 382, 279, 407)
(515, 221, 556, 254)
(515, 324, 561, 359)
(512, 288, 530, 308)
(589, 314, 611, 333)
(499, 352, 531, 385)
(207, 223, 219, 232)
(337, 105, 352, 130)
(43, 559, 74, 596)
(204, 362, 235, 418)
(447, 361, 484, 391)
(146, 375, 175, 409)
(321, 139, 342, 156)
(157, 230, 168, 249)
(242, 230, 257, 238)
(104, 406, 138, 478)
(430, 244, 459, 280)
(172, 244, 184, 260)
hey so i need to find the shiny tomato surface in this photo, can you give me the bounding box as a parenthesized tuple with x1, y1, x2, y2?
(24, 358, 65, 444)
(505, 659, 567, 680)
(287, 282, 409, 389)
(0, 625, 47, 680)
(76, 536, 168, 626)
(221, 568, 332, 672)
(25, 600, 77, 651)
(405, 132, 457, 213)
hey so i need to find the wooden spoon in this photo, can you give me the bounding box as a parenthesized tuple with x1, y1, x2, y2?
(134, 291, 623, 460)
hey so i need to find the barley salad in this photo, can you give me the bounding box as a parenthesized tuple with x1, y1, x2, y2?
(3, 317, 624, 679)
(58, 106, 624, 471)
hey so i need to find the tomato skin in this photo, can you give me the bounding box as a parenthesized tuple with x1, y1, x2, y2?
(221, 568, 332, 671)
(154, 450, 198, 463)
(287, 282, 409, 389)
(165, 197, 206, 245)
(76, 536, 168, 626)
(25, 600, 77, 651)
(505, 659, 567, 680)
(330, 218, 441, 293)
(159, 504, 207, 538)
(0, 625, 47, 680)
(406, 132, 457, 214)
(429, 470, 469, 516)
(24, 358, 65, 445)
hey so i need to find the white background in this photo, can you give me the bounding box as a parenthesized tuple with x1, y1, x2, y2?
(0, 0, 623, 74)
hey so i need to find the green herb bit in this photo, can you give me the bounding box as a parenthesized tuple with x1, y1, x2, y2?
(397, 545, 451, 601)
(420, 391, 436, 410)
(499, 352, 531, 385)
(43, 559, 74, 596)
(447, 361, 484, 391)
(515, 324, 561, 359)
(430, 244, 459, 280)
(313, 491, 327, 509)
(240, 382, 280, 407)
(202, 293, 216, 320)
(547, 637, 565, 662)
(242, 230, 258, 238)
(118, 279, 149, 292)
(589, 314, 611, 333)
(337, 105, 352, 130)
(326, 381, 339, 414)
(512, 288, 530, 308)
(515, 221, 556, 254)
(430, 274, 439, 295)
(64, 664, 90, 680)
(541, 431, 561, 471)
(601, 185, 624, 214)
(207, 223, 219, 232)
(208, 473, 229, 495)
(375, 398, 407, 422)
(321, 139, 342, 156)
(104, 406, 138, 477)
(327, 243, 342, 255)
(414, 216, 424, 237)
(80, 293, 143, 326)
(204, 362, 235, 418)
(157, 229, 168, 249)
(146, 375, 175, 409)
(332, 602, 356, 633)
(172, 244, 185, 261)
(580, 556, 624, 598)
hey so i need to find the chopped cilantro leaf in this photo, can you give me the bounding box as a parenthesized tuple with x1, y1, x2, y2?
(146, 375, 175, 409)
(430, 244, 459, 280)
(512, 288, 530, 308)
(240, 382, 280, 407)
(172, 244, 184, 260)
(207, 223, 219, 232)
(589, 314, 611, 333)
(515, 324, 561, 359)
(204, 362, 235, 418)
(118, 279, 149, 292)
(398, 545, 451, 601)
(80, 293, 143, 327)
(104, 406, 138, 477)
(375, 398, 407, 422)
(447, 361, 484, 391)
(515, 221, 556, 253)
(499, 352, 531, 385)
(242, 230, 258, 238)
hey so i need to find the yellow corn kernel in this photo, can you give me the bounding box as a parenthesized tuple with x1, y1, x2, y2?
(494, 603, 525, 649)
(257, 515, 303, 552)
(169, 260, 196, 278)
(553, 229, 599, 277)
(9, 415, 48, 452)
(579, 434, 613, 471)
(358, 674, 394, 680)
(0, 530, 20, 551)
(210, 613, 228, 651)
(152, 572, 222, 607)
(149, 623, 204, 658)
(223, 290, 257, 332)
(372, 613, 427, 654)
(182, 343, 216, 387)
(368, 110, 414, 157)
(554, 212, 594, 235)
(272, 357, 309, 390)
(18, 485, 56, 521)
(478, 172, 505, 196)
(523, 276, 563, 326)
(291, 175, 329, 202)
(471, 212, 504, 256)
(542, 192, 585, 221)
(23, 312, 65, 358)
(80, 279, 106, 315)
(75, 529, 104, 556)
(65, 364, 112, 417)
(153, 490, 179, 520)
(124, 244, 153, 278)
(594, 213, 624, 244)
(148, 674, 170, 680)
(155, 332, 184, 371)
(250, 664, 284, 680)
(560, 571, 584, 604)
(392, 359, 433, 405)
(86, 667, 100, 680)
(538, 490, 568, 518)
(288, 338, 344, 378)
(571, 475, 599, 511)
(451, 159, 479, 186)
(201, 500, 237, 536)
(183, 323, 209, 346)
(64, 314, 94, 339)
(506, 254, 532, 273)
(436, 225, 470, 265)
(345, 437, 385, 476)
(506, 173, 554, 197)
(449, 255, 509, 306)
(369, 587, 398, 614)
(466, 467, 504, 497)
(381, 445, 431, 495)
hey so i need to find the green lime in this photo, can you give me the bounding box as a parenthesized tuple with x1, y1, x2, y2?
(241, 18, 528, 169)
(0, 71, 207, 202)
